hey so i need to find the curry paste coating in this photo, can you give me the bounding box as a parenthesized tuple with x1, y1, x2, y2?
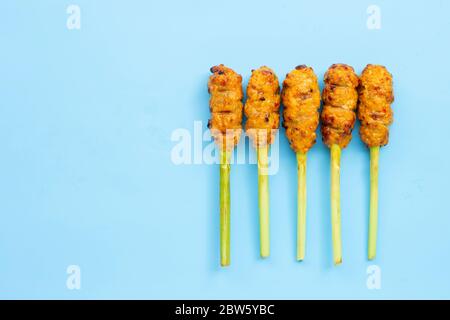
(358, 64, 394, 147)
(208, 64, 243, 151)
(244, 66, 280, 147)
(320, 64, 359, 148)
(281, 65, 321, 153)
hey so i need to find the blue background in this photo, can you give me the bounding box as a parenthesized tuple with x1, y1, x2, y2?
(1, 0, 449, 299)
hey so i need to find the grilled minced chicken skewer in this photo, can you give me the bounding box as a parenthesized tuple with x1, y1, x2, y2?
(320, 64, 359, 265)
(245, 66, 280, 258)
(208, 64, 243, 266)
(282, 65, 321, 261)
(358, 64, 394, 260)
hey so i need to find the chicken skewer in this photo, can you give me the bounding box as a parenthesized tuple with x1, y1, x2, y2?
(208, 64, 243, 266)
(320, 64, 359, 265)
(281, 65, 321, 261)
(245, 66, 280, 258)
(358, 64, 394, 260)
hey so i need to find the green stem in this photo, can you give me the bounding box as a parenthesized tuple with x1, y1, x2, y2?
(331, 144, 342, 265)
(257, 145, 270, 258)
(368, 146, 380, 260)
(296, 152, 307, 261)
(220, 149, 230, 267)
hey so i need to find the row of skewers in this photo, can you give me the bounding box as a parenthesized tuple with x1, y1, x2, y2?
(207, 63, 394, 266)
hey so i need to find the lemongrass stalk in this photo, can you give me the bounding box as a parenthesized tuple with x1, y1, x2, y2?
(330, 144, 342, 265)
(257, 145, 270, 258)
(220, 149, 230, 266)
(368, 146, 380, 260)
(296, 152, 307, 261)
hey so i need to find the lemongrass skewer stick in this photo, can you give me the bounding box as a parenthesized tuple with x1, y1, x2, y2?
(368, 146, 380, 260)
(296, 152, 307, 261)
(330, 144, 342, 265)
(220, 149, 231, 266)
(257, 145, 270, 258)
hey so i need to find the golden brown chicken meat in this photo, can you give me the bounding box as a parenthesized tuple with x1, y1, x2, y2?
(207, 65, 243, 151)
(358, 64, 394, 147)
(321, 64, 359, 148)
(245, 66, 280, 147)
(282, 65, 321, 153)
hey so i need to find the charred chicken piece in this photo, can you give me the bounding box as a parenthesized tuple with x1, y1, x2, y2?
(244, 66, 280, 147)
(208, 64, 243, 151)
(282, 65, 321, 153)
(321, 64, 359, 148)
(358, 64, 394, 147)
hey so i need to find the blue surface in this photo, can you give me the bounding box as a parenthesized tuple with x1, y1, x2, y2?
(1, 0, 449, 299)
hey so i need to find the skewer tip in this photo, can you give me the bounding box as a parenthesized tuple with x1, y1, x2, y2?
(220, 261, 230, 267)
